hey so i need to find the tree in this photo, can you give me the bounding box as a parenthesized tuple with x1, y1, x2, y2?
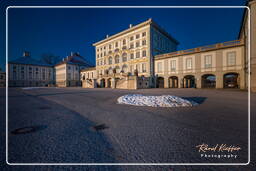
(40, 53, 61, 65)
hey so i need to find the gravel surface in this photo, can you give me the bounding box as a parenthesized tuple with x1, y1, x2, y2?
(1, 87, 256, 170)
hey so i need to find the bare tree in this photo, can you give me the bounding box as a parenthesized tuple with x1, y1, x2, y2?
(41, 53, 61, 65)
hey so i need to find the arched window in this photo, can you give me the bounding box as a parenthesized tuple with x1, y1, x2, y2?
(115, 66, 120, 73)
(108, 67, 113, 74)
(108, 56, 112, 65)
(122, 64, 128, 73)
(122, 53, 127, 62)
(115, 55, 120, 64)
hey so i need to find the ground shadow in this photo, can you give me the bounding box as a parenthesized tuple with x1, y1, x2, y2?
(182, 97, 207, 104)
(11, 125, 47, 135)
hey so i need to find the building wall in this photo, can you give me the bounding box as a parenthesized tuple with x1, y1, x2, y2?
(239, 0, 256, 92)
(55, 63, 82, 87)
(95, 25, 151, 78)
(55, 64, 67, 87)
(0, 72, 6, 87)
(154, 43, 245, 89)
(8, 63, 54, 87)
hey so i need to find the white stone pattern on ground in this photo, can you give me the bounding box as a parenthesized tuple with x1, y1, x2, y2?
(117, 94, 198, 107)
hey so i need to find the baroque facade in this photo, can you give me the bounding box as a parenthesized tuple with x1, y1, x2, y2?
(81, 18, 179, 89)
(81, 5, 256, 92)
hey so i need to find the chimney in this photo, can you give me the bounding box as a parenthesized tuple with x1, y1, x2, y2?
(23, 51, 30, 57)
(129, 24, 132, 28)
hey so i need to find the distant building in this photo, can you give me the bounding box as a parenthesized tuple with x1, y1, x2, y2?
(0, 71, 5, 87)
(55, 52, 92, 87)
(8, 52, 54, 87)
(8, 52, 92, 87)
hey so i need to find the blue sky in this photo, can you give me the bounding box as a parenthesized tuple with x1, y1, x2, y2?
(0, 0, 247, 71)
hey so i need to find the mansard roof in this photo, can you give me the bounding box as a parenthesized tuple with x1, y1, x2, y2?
(93, 18, 179, 46)
(55, 52, 93, 67)
(9, 55, 53, 67)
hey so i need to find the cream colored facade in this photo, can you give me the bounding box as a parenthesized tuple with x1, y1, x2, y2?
(55, 63, 81, 87)
(154, 40, 245, 89)
(239, 0, 256, 92)
(81, 19, 178, 89)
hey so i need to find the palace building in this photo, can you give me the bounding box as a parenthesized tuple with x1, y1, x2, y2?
(8, 0, 256, 91)
(81, 1, 256, 91)
(8, 52, 92, 87)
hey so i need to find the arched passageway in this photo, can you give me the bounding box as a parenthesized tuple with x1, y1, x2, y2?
(223, 73, 239, 88)
(100, 78, 106, 88)
(107, 78, 112, 88)
(169, 76, 178, 88)
(156, 77, 164, 88)
(202, 74, 216, 88)
(183, 75, 195, 88)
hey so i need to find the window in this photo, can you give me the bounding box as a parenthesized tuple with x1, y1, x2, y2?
(97, 48, 99, 52)
(123, 39, 126, 45)
(100, 53, 102, 57)
(142, 32, 146, 37)
(136, 41, 140, 47)
(130, 36, 134, 41)
(109, 57, 113, 64)
(104, 46, 106, 50)
(186, 58, 192, 69)
(142, 40, 146, 46)
(136, 51, 140, 58)
(109, 44, 112, 49)
(68, 73, 71, 80)
(21, 71, 25, 79)
(122, 53, 127, 62)
(42, 70, 45, 80)
(170, 60, 176, 72)
(130, 53, 134, 60)
(204, 55, 212, 68)
(75, 66, 78, 70)
(142, 63, 147, 72)
(97, 54, 99, 58)
(104, 52, 106, 56)
(157, 62, 163, 72)
(136, 34, 140, 39)
(130, 43, 134, 49)
(115, 55, 120, 64)
(227, 52, 236, 66)
(115, 42, 118, 47)
(130, 65, 134, 73)
(142, 50, 146, 57)
(135, 64, 140, 72)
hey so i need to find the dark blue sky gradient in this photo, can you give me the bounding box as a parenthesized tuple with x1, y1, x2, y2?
(0, 0, 247, 71)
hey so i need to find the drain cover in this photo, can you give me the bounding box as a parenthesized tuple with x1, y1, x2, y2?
(11, 125, 47, 135)
(93, 124, 109, 131)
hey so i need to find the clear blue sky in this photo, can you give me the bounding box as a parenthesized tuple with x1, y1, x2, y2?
(0, 0, 247, 71)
